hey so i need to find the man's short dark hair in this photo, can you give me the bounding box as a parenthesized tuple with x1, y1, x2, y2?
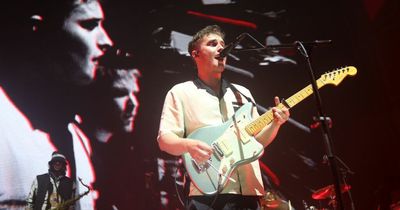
(188, 25, 225, 55)
(30, 0, 99, 28)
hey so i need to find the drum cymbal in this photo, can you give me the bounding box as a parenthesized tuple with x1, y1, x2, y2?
(260, 191, 293, 210)
(312, 184, 351, 200)
(260, 191, 281, 208)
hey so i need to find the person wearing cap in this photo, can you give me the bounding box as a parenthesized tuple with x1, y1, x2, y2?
(26, 151, 76, 210)
(0, 0, 112, 209)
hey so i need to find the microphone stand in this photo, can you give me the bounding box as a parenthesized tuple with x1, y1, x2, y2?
(294, 40, 344, 210)
(235, 38, 345, 210)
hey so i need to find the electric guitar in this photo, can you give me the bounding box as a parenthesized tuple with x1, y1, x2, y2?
(182, 66, 357, 195)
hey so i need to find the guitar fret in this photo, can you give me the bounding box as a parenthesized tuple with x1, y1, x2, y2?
(245, 78, 327, 135)
(246, 110, 273, 135)
(245, 66, 357, 136)
(287, 80, 323, 107)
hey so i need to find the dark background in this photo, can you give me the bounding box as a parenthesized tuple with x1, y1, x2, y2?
(4, 0, 399, 209)
(100, 0, 400, 209)
(102, 0, 400, 209)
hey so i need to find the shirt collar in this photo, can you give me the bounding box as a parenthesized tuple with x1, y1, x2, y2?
(193, 77, 230, 99)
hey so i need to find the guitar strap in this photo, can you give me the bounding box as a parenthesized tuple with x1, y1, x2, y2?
(232, 88, 244, 112)
(228, 81, 269, 114)
(227, 82, 253, 108)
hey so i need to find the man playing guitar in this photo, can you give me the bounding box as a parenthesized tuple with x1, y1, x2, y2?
(157, 25, 290, 210)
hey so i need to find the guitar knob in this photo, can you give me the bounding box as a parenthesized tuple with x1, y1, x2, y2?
(222, 165, 227, 174)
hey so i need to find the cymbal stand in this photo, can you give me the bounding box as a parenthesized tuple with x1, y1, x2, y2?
(336, 156, 356, 210)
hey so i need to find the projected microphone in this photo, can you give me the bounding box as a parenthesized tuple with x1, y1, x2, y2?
(217, 33, 247, 58)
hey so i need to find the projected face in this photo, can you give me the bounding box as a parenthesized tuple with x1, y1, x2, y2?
(57, 0, 113, 85)
(107, 69, 140, 133)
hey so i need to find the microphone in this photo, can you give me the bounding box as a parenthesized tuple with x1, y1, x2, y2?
(218, 33, 247, 58)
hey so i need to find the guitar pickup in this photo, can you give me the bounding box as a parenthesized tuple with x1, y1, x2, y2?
(217, 139, 233, 157)
(212, 142, 224, 158)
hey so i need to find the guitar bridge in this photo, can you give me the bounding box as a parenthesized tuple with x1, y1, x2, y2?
(191, 159, 210, 173)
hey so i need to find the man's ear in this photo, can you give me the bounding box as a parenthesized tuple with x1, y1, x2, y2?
(191, 50, 199, 58)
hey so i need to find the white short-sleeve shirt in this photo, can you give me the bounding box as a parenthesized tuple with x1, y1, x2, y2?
(157, 79, 264, 196)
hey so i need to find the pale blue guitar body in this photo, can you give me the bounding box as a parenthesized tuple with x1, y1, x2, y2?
(182, 102, 264, 195)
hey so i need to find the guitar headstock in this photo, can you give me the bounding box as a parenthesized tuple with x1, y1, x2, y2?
(320, 66, 357, 86)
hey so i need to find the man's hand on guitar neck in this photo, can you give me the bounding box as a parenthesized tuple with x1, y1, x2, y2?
(255, 96, 290, 147)
(185, 139, 213, 163)
(272, 96, 290, 126)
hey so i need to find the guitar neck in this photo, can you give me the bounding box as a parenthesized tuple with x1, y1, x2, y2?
(245, 79, 326, 135)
